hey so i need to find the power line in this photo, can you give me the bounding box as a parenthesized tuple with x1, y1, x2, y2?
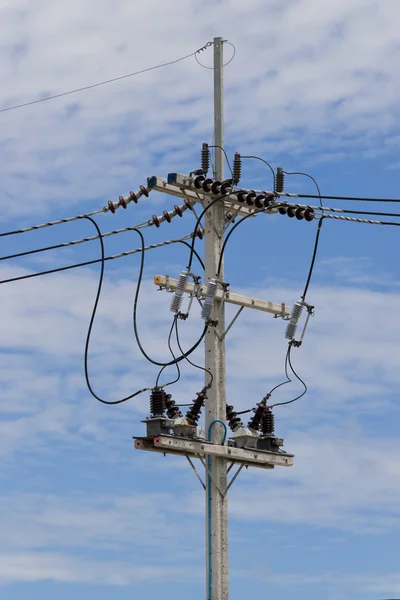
(270, 344, 307, 408)
(0, 208, 108, 239)
(283, 170, 323, 209)
(302, 217, 324, 301)
(278, 191, 400, 204)
(0, 42, 212, 114)
(0, 234, 195, 285)
(83, 216, 150, 405)
(0, 225, 153, 262)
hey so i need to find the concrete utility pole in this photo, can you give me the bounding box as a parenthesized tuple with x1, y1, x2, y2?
(135, 35, 295, 600)
(204, 36, 228, 600)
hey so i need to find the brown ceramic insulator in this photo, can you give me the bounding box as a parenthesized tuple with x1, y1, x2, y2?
(140, 185, 149, 198)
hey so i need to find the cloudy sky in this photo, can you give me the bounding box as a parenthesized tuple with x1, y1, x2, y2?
(1, 1, 400, 599)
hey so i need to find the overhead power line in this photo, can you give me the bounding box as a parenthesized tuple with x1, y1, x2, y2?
(0, 42, 212, 114)
(0, 234, 200, 285)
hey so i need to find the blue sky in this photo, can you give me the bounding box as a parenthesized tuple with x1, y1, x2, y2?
(1, 1, 400, 599)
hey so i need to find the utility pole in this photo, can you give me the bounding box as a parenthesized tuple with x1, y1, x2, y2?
(135, 35, 296, 600)
(204, 36, 228, 600)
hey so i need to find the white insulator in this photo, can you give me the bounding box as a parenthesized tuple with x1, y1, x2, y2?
(285, 322, 298, 340)
(291, 302, 304, 321)
(285, 301, 304, 340)
(170, 271, 189, 313)
(201, 279, 218, 320)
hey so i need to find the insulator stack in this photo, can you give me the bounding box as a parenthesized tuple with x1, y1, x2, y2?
(261, 408, 275, 435)
(170, 271, 189, 314)
(275, 167, 284, 193)
(201, 279, 218, 320)
(186, 391, 206, 425)
(248, 401, 266, 431)
(202, 178, 213, 192)
(220, 180, 233, 195)
(151, 203, 189, 228)
(285, 301, 304, 341)
(165, 394, 182, 419)
(107, 185, 149, 214)
(211, 181, 222, 195)
(278, 203, 315, 221)
(201, 143, 210, 174)
(232, 152, 241, 185)
(150, 388, 166, 417)
(226, 404, 243, 431)
(245, 191, 256, 206)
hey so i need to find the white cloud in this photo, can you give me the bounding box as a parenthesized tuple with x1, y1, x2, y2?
(1, 0, 400, 218)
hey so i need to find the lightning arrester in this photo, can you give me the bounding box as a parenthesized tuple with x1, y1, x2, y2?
(285, 301, 304, 340)
(170, 271, 189, 313)
(201, 279, 218, 320)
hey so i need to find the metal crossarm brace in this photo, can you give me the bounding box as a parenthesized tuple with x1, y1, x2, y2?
(154, 275, 290, 317)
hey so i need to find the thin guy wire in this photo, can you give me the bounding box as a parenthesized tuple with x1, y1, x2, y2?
(0, 42, 213, 114)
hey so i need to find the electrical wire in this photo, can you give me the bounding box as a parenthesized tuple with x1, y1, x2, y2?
(186, 195, 225, 271)
(281, 202, 400, 220)
(265, 345, 291, 397)
(277, 191, 400, 204)
(302, 217, 324, 301)
(321, 213, 400, 226)
(0, 209, 108, 239)
(217, 205, 274, 276)
(0, 225, 158, 262)
(195, 40, 236, 70)
(208, 145, 234, 177)
(133, 230, 208, 368)
(0, 235, 194, 285)
(83, 216, 150, 405)
(241, 155, 276, 190)
(270, 344, 307, 408)
(155, 316, 181, 388)
(283, 170, 323, 209)
(0, 42, 213, 114)
(175, 316, 213, 389)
